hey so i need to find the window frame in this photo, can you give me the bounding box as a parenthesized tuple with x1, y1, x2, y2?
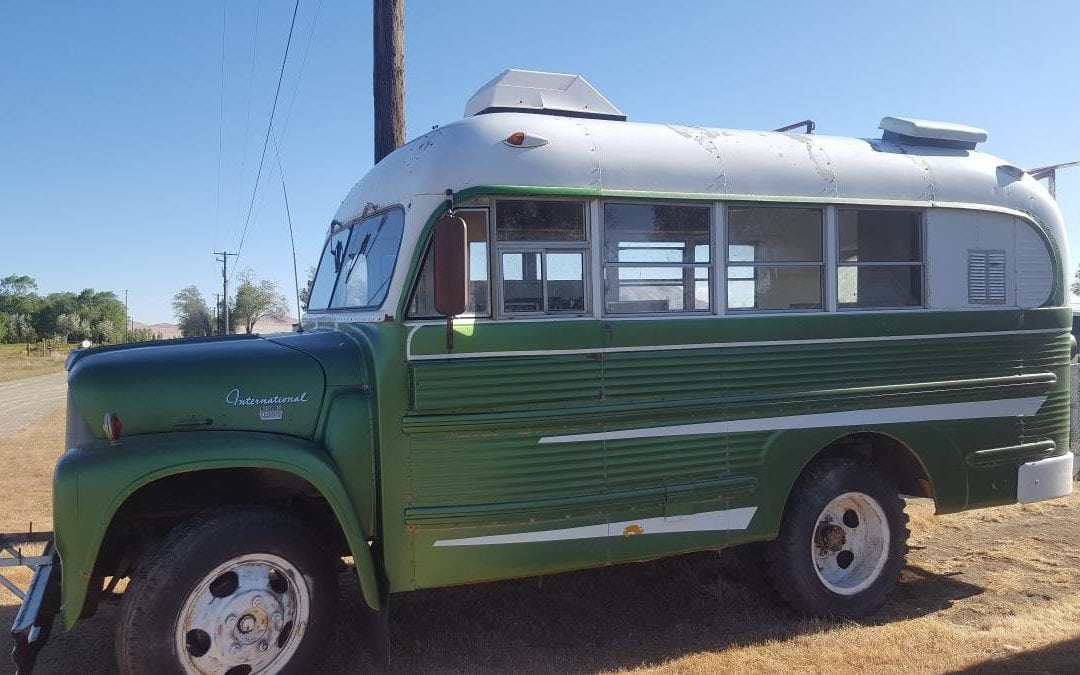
(723, 203, 827, 314)
(492, 198, 592, 319)
(405, 207, 493, 320)
(835, 207, 927, 311)
(310, 205, 406, 313)
(599, 200, 714, 316)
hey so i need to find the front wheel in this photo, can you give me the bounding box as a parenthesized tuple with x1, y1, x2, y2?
(767, 458, 909, 617)
(116, 507, 338, 674)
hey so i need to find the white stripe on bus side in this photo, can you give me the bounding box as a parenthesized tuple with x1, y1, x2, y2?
(432, 507, 758, 547)
(538, 396, 1048, 445)
(405, 327, 1065, 361)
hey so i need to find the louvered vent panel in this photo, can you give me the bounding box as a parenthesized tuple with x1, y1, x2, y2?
(968, 249, 1006, 304)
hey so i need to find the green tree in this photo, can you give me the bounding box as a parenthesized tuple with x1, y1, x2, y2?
(78, 290, 125, 342)
(299, 266, 316, 311)
(233, 272, 287, 334)
(0, 274, 42, 319)
(56, 313, 90, 341)
(1071, 265, 1080, 298)
(214, 296, 237, 335)
(5, 313, 38, 343)
(34, 292, 77, 339)
(172, 286, 213, 337)
(128, 327, 162, 342)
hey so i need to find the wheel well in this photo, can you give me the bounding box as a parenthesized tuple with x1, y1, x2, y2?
(812, 432, 934, 500)
(88, 468, 351, 616)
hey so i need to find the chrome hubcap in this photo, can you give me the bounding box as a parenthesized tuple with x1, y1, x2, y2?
(175, 554, 309, 674)
(810, 491, 890, 595)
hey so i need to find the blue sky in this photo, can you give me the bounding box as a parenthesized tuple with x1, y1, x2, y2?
(1, 1, 1078, 324)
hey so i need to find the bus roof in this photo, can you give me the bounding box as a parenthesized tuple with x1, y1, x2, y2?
(334, 76, 1063, 249)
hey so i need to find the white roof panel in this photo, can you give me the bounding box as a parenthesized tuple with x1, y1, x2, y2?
(879, 116, 988, 147)
(464, 69, 625, 121)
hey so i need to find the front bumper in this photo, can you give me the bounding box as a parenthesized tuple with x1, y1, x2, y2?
(1017, 452, 1075, 503)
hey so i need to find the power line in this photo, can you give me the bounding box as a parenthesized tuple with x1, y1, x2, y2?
(233, 0, 263, 243)
(278, 0, 323, 141)
(245, 0, 322, 240)
(232, 0, 302, 276)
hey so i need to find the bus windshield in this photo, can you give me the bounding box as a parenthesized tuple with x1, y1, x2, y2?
(306, 208, 405, 311)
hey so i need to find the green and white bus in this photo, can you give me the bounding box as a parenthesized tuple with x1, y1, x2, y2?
(310, 69, 1074, 613)
(11, 69, 1073, 673)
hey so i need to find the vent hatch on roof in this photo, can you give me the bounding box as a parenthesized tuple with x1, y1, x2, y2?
(465, 69, 626, 121)
(968, 249, 1006, 305)
(880, 116, 988, 150)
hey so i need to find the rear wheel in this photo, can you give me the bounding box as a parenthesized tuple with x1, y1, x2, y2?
(116, 507, 337, 674)
(767, 458, 908, 617)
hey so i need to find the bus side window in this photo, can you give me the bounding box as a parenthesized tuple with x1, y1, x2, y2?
(408, 210, 490, 318)
(494, 200, 589, 317)
(602, 202, 711, 314)
(726, 206, 824, 311)
(837, 209, 923, 309)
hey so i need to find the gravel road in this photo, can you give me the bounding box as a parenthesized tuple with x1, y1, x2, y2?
(0, 372, 66, 439)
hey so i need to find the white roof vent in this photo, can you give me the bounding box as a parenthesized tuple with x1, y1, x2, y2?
(879, 116, 988, 150)
(465, 69, 626, 121)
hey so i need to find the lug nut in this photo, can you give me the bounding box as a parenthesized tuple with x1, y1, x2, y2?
(226, 615, 237, 626)
(230, 643, 241, 655)
(259, 641, 268, 652)
(252, 596, 262, 607)
(273, 612, 283, 627)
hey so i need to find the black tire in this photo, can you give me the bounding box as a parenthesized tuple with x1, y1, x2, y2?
(115, 506, 338, 674)
(766, 458, 909, 618)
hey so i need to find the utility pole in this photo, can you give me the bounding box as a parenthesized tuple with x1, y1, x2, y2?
(214, 251, 237, 335)
(373, 0, 405, 164)
(213, 293, 222, 335)
(123, 289, 130, 341)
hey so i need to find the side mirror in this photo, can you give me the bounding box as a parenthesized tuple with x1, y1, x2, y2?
(432, 214, 468, 317)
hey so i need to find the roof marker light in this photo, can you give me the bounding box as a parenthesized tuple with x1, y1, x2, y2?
(503, 132, 550, 149)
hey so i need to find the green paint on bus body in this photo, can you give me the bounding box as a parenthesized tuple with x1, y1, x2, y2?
(51, 189, 1071, 631)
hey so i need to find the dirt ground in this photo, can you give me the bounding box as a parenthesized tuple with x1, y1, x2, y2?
(1, 405, 1078, 674)
(0, 373, 65, 440)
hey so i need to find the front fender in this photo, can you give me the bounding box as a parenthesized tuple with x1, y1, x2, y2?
(53, 431, 383, 630)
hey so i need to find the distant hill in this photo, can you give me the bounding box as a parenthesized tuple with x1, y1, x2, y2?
(130, 314, 299, 339)
(250, 314, 299, 334)
(130, 320, 182, 339)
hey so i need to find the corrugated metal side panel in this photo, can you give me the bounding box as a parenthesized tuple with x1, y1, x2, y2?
(405, 332, 1059, 513)
(603, 334, 1023, 403)
(409, 431, 607, 506)
(604, 432, 766, 491)
(1022, 332, 1071, 448)
(411, 354, 601, 411)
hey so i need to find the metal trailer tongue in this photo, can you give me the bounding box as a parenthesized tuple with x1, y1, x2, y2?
(2, 530, 59, 674)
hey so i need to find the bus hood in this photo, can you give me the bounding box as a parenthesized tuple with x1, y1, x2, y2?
(67, 334, 334, 442)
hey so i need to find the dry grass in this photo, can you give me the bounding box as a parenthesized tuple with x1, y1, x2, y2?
(1, 406, 1078, 673)
(0, 343, 68, 383)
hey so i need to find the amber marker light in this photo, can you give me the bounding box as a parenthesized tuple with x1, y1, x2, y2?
(103, 412, 123, 442)
(505, 131, 525, 146)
